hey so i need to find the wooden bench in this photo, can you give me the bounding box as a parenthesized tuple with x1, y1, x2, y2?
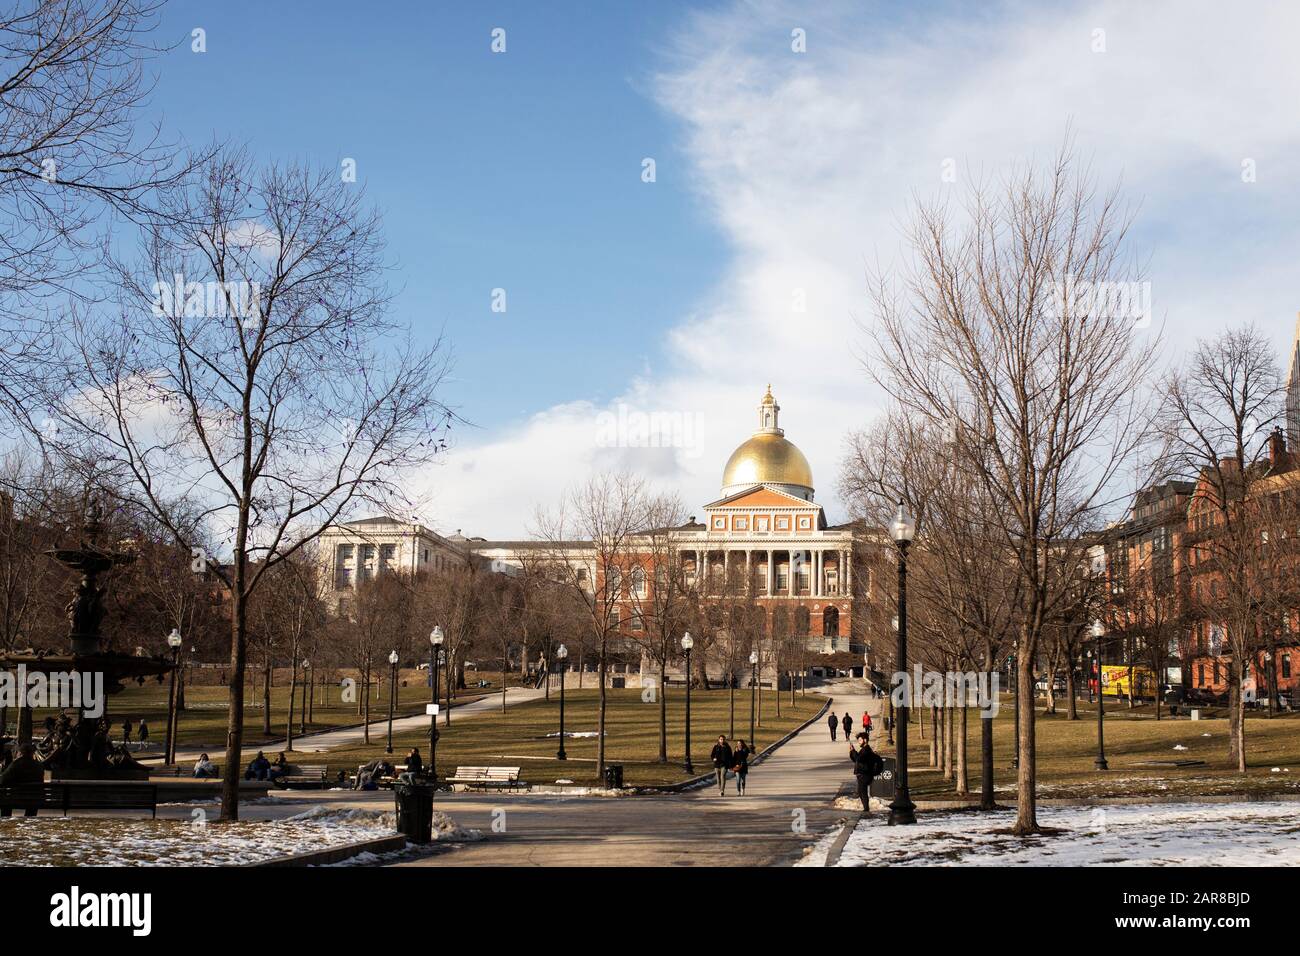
(444, 766, 526, 791)
(277, 764, 329, 789)
(0, 783, 158, 818)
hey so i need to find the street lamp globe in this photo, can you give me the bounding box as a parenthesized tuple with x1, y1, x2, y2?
(749, 651, 759, 665)
(389, 650, 399, 665)
(166, 628, 183, 649)
(302, 659, 310, 671)
(430, 626, 445, 646)
(681, 632, 693, 652)
(891, 501, 916, 543)
(1091, 620, 1104, 638)
(556, 643, 568, 660)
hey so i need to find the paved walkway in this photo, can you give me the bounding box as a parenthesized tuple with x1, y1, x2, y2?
(386, 683, 884, 867)
(147, 681, 885, 866)
(160, 686, 546, 765)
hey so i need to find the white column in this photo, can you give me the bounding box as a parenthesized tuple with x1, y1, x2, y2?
(788, 550, 796, 597)
(745, 549, 752, 595)
(814, 550, 822, 597)
(766, 549, 774, 596)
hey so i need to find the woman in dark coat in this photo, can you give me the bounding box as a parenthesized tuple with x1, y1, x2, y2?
(732, 738, 752, 795)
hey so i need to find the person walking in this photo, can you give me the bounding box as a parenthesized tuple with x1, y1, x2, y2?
(841, 712, 852, 741)
(137, 720, 150, 745)
(710, 735, 733, 795)
(862, 710, 873, 739)
(121, 718, 133, 746)
(827, 711, 839, 741)
(848, 732, 884, 814)
(732, 738, 752, 795)
(0, 743, 44, 817)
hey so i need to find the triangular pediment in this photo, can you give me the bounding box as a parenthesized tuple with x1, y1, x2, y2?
(702, 484, 818, 510)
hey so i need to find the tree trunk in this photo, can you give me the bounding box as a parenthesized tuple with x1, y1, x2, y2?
(286, 663, 297, 752)
(928, 706, 938, 766)
(597, 637, 608, 778)
(980, 709, 995, 810)
(657, 656, 667, 763)
(362, 665, 371, 744)
(956, 703, 969, 795)
(261, 655, 272, 736)
(1066, 661, 1078, 720)
(942, 699, 953, 782)
(1012, 648, 1038, 834)
(220, 584, 249, 821)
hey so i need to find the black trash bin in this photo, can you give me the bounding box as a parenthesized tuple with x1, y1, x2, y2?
(394, 781, 436, 844)
(604, 764, 624, 790)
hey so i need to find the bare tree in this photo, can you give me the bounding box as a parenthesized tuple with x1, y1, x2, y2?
(39, 150, 454, 819)
(1157, 326, 1287, 769)
(868, 145, 1159, 832)
(0, 0, 212, 431)
(535, 472, 661, 779)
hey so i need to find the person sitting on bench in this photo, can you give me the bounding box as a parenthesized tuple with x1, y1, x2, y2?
(400, 748, 424, 783)
(268, 751, 289, 782)
(244, 751, 272, 781)
(0, 743, 44, 817)
(193, 753, 218, 778)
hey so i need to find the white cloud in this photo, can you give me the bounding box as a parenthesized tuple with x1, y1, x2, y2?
(418, 0, 1300, 539)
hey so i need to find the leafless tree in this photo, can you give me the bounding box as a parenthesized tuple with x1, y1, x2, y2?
(38, 150, 454, 819)
(1157, 325, 1287, 769)
(0, 0, 211, 431)
(535, 471, 662, 778)
(868, 145, 1159, 831)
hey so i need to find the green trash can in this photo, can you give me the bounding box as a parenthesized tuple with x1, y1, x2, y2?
(394, 781, 436, 844)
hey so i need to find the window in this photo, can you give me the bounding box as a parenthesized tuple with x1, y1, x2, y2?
(630, 565, 647, 598)
(630, 609, 644, 631)
(756, 517, 769, 532)
(1197, 663, 1205, 687)
(734, 517, 748, 530)
(776, 517, 789, 530)
(1284, 655, 1293, 680)
(608, 606, 620, 628)
(798, 516, 811, 529)
(607, 566, 622, 597)
(776, 563, 789, 592)
(713, 516, 726, 529)
(379, 543, 396, 572)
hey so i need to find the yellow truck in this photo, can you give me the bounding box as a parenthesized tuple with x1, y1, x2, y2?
(1100, 664, 1156, 701)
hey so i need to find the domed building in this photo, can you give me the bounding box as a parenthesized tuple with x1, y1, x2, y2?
(325, 387, 868, 684)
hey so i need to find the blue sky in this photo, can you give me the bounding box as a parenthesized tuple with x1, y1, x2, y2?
(153, 0, 723, 425)
(144, 1, 1300, 537)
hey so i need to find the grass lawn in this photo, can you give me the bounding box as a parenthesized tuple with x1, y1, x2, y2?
(892, 693, 1300, 801)
(16, 670, 503, 751)
(304, 687, 826, 788)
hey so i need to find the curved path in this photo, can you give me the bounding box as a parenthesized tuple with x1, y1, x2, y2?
(389, 685, 883, 867)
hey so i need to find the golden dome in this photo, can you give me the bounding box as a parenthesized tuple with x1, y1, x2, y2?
(721, 432, 814, 493)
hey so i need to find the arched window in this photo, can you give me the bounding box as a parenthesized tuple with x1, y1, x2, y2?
(771, 607, 790, 638)
(630, 565, 647, 597)
(822, 606, 839, 637)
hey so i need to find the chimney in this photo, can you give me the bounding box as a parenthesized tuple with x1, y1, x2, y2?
(1270, 426, 1287, 468)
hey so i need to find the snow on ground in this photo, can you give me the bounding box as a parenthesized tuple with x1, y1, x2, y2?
(0, 806, 478, 866)
(820, 801, 1300, 867)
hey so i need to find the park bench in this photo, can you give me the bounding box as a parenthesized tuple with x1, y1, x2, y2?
(445, 766, 526, 791)
(0, 782, 158, 818)
(277, 764, 329, 789)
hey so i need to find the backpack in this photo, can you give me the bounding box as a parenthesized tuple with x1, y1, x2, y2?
(870, 752, 884, 776)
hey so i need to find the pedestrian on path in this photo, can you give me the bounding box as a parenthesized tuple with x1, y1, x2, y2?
(710, 735, 733, 795)
(827, 711, 839, 741)
(732, 739, 751, 794)
(841, 712, 852, 741)
(849, 732, 884, 814)
(138, 720, 150, 744)
(863, 711, 872, 738)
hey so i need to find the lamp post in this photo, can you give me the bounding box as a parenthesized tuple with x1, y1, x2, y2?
(1086, 649, 1095, 704)
(164, 628, 183, 765)
(429, 627, 444, 784)
(887, 616, 898, 746)
(555, 643, 569, 759)
(1093, 621, 1108, 770)
(386, 650, 398, 754)
(682, 632, 694, 774)
(748, 650, 759, 744)
(888, 502, 917, 826)
(300, 659, 310, 738)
